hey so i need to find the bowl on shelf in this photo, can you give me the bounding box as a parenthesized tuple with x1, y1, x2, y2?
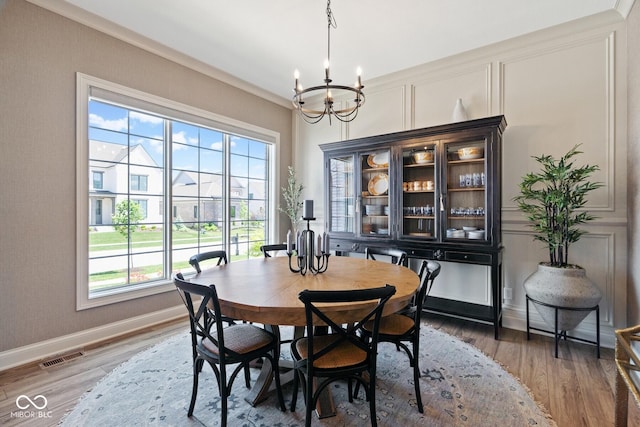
(377, 228, 389, 235)
(446, 228, 465, 238)
(457, 147, 484, 160)
(412, 149, 434, 164)
(365, 204, 384, 215)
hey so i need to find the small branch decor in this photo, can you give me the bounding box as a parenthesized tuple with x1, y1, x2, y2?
(278, 166, 304, 234)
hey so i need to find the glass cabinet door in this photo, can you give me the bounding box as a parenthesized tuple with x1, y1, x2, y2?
(401, 144, 437, 239)
(360, 150, 390, 237)
(327, 155, 355, 233)
(444, 140, 487, 242)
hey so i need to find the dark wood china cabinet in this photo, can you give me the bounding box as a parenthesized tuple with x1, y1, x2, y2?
(321, 116, 507, 338)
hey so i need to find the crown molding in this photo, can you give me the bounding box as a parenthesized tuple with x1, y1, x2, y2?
(615, 0, 637, 18)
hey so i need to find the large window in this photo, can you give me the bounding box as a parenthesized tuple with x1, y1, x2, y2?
(77, 74, 279, 309)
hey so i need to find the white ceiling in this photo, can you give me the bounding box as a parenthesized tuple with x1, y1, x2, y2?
(31, 0, 631, 104)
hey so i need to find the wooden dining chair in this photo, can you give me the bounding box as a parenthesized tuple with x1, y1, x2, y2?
(365, 247, 407, 266)
(188, 250, 228, 273)
(173, 273, 286, 426)
(290, 284, 396, 427)
(188, 250, 239, 326)
(360, 260, 441, 413)
(260, 243, 289, 257)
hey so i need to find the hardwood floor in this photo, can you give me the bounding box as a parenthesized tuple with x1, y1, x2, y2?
(1, 314, 638, 426)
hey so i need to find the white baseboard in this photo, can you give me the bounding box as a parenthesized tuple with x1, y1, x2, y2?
(0, 305, 186, 372)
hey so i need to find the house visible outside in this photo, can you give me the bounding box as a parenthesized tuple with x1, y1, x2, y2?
(85, 96, 272, 298)
(89, 141, 164, 227)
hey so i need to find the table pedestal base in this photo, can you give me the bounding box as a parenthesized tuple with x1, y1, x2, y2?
(244, 326, 337, 419)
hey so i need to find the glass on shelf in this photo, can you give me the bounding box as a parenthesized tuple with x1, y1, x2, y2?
(444, 140, 488, 240)
(401, 143, 437, 240)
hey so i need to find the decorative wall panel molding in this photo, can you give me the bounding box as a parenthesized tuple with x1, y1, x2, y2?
(499, 31, 617, 213)
(410, 63, 491, 129)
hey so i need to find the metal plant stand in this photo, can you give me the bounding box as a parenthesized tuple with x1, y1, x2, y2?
(526, 294, 600, 358)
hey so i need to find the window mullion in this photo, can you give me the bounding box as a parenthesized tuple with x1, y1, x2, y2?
(164, 120, 173, 278)
(223, 134, 231, 258)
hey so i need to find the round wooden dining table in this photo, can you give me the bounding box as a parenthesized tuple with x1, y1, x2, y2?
(189, 255, 419, 417)
(190, 255, 419, 326)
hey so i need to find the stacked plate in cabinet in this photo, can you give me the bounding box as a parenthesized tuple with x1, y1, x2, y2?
(467, 229, 485, 239)
(446, 228, 465, 238)
(365, 205, 385, 216)
(446, 228, 485, 239)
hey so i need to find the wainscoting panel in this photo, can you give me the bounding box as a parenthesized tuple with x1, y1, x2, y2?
(499, 32, 615, 213)
(431, 261, 490, 306)
(411, 63, 491, 129)
(502, 229, 613, 324)
(347, 85, 406, 140)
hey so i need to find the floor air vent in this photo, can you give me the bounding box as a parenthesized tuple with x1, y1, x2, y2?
(40, 350, 84, 368)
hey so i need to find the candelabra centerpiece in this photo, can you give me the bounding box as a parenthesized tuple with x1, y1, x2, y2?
(286, 200, 330, 276)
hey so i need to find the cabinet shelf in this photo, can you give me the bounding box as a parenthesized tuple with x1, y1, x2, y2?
(404, 215, 435, 219)
(404, 163, 434, 168)
(364, 167, 388, 173)
(448, 187, 484, 192)
(448, 158, 484, 165)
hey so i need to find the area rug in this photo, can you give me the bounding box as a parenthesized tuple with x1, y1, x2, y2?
(61, 324, 555, 426)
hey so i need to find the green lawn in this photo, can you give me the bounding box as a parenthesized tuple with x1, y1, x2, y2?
(90, 228, 223, 251)
(88, 226, 266, 289)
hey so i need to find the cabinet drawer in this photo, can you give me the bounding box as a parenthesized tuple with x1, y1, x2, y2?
(445, 251, 491, 264)
(406, 248, 434, 259)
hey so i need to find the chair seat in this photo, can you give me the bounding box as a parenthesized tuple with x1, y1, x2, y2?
(202, 324, 275, 356)
(365, 313, 414, 336)
(294, 334, 367, 369)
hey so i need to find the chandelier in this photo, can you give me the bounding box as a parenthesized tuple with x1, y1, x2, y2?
(292, 0, 365, 124)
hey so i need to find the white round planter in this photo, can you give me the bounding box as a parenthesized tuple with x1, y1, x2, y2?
(523, 263, 602, 332)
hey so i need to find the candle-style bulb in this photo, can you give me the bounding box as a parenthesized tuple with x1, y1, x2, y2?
(294, 69, 300, 93)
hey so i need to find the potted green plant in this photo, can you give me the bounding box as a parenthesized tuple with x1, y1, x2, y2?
(278, 166, 304, 235)
(514, 144, 603, 331)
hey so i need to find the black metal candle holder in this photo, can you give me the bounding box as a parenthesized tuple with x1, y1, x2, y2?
(287, 218, 330, 276)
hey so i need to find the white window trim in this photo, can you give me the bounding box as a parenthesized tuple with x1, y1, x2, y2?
(76, 72, 280, 310)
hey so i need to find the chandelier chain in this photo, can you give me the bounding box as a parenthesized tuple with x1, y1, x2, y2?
(326, 0, 337, 65)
